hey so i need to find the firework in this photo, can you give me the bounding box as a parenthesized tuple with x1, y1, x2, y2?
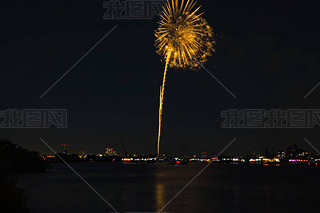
(155, 0, 215, 156)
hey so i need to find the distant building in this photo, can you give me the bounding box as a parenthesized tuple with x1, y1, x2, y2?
(62, 144, 70, 154)
(201, 152, 207, 158)
(79, 150, 86, 159)
(285, 144, 305, 158)
(277, 150, 285, 158)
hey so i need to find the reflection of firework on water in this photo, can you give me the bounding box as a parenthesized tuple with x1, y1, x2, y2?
(155, 0, 215, 156)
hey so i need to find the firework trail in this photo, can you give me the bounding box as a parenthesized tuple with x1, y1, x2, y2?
(155, 0, 215, 156)
(157, 50, 172, 157)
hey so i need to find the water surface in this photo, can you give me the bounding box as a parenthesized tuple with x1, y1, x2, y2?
(18, 162, 320, 213)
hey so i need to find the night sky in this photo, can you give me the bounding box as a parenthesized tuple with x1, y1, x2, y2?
(1, 0, 320, 156)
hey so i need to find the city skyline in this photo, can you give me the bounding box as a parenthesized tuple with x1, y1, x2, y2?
(33, 140, 320, 158)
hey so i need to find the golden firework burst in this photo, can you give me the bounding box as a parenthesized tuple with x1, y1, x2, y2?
(155, 0, 215, 156)
(155, 0, 215, 70)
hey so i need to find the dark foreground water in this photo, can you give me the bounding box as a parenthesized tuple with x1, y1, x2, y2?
(18, 162, 320, 213)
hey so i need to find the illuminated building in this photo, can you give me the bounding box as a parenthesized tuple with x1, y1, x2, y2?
(78, 150, 86, 159)
(277, 150, 285, 158)
(249, 156, 280, 164)
(105, 148, 117, 156)
(221, 157, 246, 163)
(285, 144, 305, 158)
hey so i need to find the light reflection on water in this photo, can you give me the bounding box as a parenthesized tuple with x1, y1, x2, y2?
(156, 181, 165, 211)
(17, 162, 320, 213)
